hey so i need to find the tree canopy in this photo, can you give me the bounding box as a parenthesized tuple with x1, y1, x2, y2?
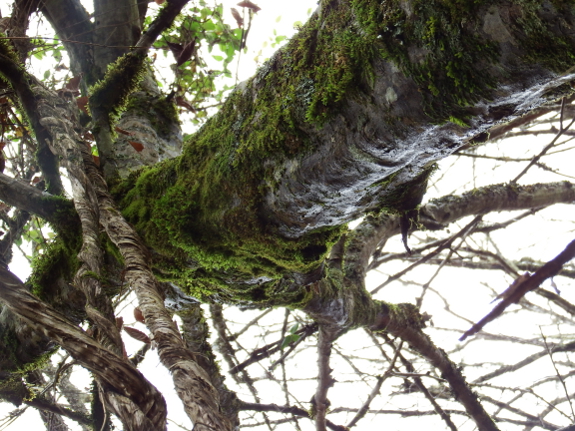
(0, 0, 575, 430)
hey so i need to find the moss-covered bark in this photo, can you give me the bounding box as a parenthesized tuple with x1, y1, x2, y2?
(115, 0, 575, 304)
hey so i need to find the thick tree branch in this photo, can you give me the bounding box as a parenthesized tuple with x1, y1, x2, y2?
(0, 45, 63, 195)
(0, 172, 78, 226)
(0, 265, 166, 430)
(349, 181, 575, 276)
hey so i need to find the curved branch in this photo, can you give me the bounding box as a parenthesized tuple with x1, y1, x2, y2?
(0, 265, 167, 430)
(347, 181, 575, 277)
(38, 0, 94, 79)
(0, 172, 78, 226)
(378, 305, 500, 431)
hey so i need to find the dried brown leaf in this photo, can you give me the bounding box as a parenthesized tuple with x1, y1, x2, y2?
(128, 141, 144, 152)
(124, 326, 151, 344)
(237, 0, 261, 12)
(231, 8, 243, 27)
(134, 307, 145, 324)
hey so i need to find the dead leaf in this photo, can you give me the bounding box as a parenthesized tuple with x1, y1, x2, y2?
(155, 0, 165, 4)
(128, 141, 144, 152)
(114, 126, 133, 136)
(65, 74, 82, 91)
(76, 96, 89, 115)
(237, 0, 261, 13)
(175, 96, 195, 112)
(92, 155, 100, 166)
(134, 307, 145, 324)
(123, 326, 151, 344)
(115, 316, 124, 330)
(231, 8, 243, 27)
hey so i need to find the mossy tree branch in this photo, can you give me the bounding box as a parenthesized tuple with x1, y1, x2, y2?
(0, 46, 63, 195)
(116, 0, 575, 304)
(0, 172, 78, 228)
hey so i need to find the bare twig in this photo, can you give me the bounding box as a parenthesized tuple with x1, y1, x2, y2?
(540, 327, 575, 421)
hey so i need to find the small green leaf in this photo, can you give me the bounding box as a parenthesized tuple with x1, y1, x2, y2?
(43, 70, 50, 80)
(212, 55, 223, 62)
(280, 333, 300, 349)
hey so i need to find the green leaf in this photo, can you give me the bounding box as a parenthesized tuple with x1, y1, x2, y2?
(43, 70, 50, 80)
(212, 55, 223, 62)
(280, 333, 301, 349)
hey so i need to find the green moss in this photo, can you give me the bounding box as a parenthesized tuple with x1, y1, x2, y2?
(0, 33, 23, 66)
(509, 0, 575, 72)
(352, 0, 575, 122)
(27, 236, 79, 299)
(353, 0, 501, 123)
(89, 51, 147, 126)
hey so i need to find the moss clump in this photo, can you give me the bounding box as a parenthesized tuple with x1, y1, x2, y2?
(27, 236, 79, 300)
(118, 150, 344, 292)
(353, 0, 500, 123)
(89, 51, 147, 125)
(509, 0, 575, 72)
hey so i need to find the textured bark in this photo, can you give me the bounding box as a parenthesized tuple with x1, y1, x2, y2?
(0, 265, 166, 430)
(0, 172, 78, 226)
(145, 0, 575, 241)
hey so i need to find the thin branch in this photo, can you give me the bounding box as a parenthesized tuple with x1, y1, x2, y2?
(540, 327, 575, 421)
(346, 340, 403, 428)
(461, 238, 575, 340)
(313, 326, 336, 431)
(238, 401, 348, 431)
